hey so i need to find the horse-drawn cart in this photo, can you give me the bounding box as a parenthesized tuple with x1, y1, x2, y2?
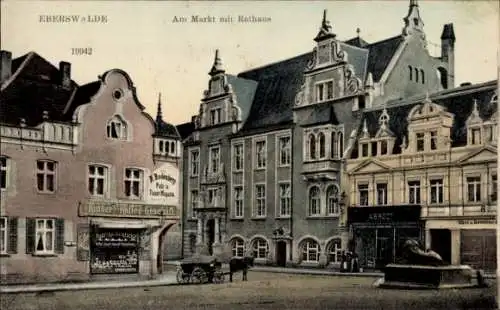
(176, 255, 225, 284)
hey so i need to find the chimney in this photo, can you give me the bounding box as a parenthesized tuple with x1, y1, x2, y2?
(0, 50, 12, 83)
(59, 61, 71, 88)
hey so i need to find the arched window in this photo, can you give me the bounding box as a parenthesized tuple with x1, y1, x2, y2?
(326, 239, 342, 264)
(231, 238, 245, 258)
(414, 68, 419, 83)
(309, 186, 321, 216)
(326, 185, 340, 215)
(408, 65, 413, 81)
(159, 140, 164, 152)
(308, 134, 316, 160)
(337, 132, 344, 158)
(318, 132, 326, 158)
(170, 141, 175, 154)
(420, 69, 425, 84)
(302, 239, 320, 263)
(252, 238, 269, 259)
(106, 115, 128, 140)
(331, 132, 337, 158)
(437, 67, 448, 89)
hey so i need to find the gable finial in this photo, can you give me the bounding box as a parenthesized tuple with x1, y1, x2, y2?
(156, 92, 163, 123)
(402, 0, 424, 36)
(209, 49, 225, 76)
(356, 27, 361, 37)
(314, 9, 336, 41)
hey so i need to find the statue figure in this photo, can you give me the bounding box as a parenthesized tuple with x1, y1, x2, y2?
(399, 239, 448, 266)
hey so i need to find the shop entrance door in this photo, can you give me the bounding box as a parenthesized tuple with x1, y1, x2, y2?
(430, 229, 451, 264)
(206, 219, 215, 255)
(276, 241, 287, 267)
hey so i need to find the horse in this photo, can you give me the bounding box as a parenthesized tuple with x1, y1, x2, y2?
(229, 256, 254, 282)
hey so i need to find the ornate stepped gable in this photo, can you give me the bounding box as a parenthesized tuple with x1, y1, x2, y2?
(348, 81, 498, 159)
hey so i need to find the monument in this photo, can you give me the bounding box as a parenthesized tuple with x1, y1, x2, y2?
(376, 239, 487, 289)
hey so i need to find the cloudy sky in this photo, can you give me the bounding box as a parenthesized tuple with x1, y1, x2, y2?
(1, 0, 498, 125)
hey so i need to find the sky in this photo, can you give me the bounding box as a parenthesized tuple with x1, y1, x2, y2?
(1, 0, 498, 126)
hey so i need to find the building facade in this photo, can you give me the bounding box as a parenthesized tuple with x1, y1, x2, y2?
(0, 50, 182, 284)
(345, 81, 498, 271)
(178, 1, 462, 268)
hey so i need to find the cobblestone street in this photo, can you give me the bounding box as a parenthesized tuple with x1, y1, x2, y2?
(1, 271, 496, 310)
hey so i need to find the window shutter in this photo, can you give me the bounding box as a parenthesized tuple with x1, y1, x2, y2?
(55, 218, 65, 254)
(76, 224, 90, 261)
(25, 218, 35, 254)
(7, 217, 18, 254)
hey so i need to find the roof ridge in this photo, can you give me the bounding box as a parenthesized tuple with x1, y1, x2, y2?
(1, 51, 36, 92)
(367, 34, 404, 47)
(238, 52, 311, 76)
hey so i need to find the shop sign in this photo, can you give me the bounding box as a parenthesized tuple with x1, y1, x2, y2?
(458, 219, 496, 225)
(91, 230, 139, 274)
(348, 205, 421, 224)
(147, 163, 179, 205)
(79, 201, 178, 219)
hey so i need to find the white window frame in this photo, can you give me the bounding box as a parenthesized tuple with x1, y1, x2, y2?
(88, 164, 108, 197)
(470, 127, 481, 145)
(0, 157, 8, 190)
(308, 186, 321, 216)
(35, 218, 55, 255)
(358, 183, 369, 206)
(302, 240, 320, 263)
(337, 131, 344, 159)
(255, 140, 267, 169)
(252, 239, 269, 259)
(315, 80, 334, 103)
(327, 239, 342, 264)
(0, 217, 7, 254)
(326, 185, 340, 216)
(208, 187, 219, 206)
(233, 143, 244, 171)
(231, 238, 245, 258)
(279, 183, 291, 217)
(106, 115, 128, 140)
(376, 183, 388, 205)
(210, 107, 222, 125)
(190, 189, 199, 218)
(408, 180, 421, 204)
(233, 186, 244, 218)
(416, 132, 425, 152)
(430, 131, 438, 150)
(190, 149, 200, 177)
(429, 179, 444, 204)
(278, 136, 291, 166)
(124, 168, 143, 199)
(467, 176, 481, 203)
(254, 184, 266, 217)
(208, 146, 220, 174)
(36, 160, 56, 193)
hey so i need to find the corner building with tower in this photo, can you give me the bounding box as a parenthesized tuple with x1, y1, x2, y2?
(176, 1, 493, 270)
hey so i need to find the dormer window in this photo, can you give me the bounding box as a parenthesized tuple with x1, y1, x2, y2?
(430, 131, 438, 150)
(471, 128, 481, 145)
(316, 81, 334, 103)
(361, 143, 369, 157)
(106, 115, 128, 140)
(210, 108, 222, 125)
(380, 140, 387, 155)
(416, 133, 425, 151)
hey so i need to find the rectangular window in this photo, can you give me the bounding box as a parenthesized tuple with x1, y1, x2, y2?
(326, 81, 334, 99)
(485, 125, 494, 143)
(208, 188, 219, 205)
(279, 136, 291, 166)
(491, 175, 497, 203)
(233, 144, 243, 171)
(279, 183, 291, 217)
(358, 184, 369, 206)
(190, 190, 199, 217)
(0, 217, 6, 254)
(255, 184, 266, 217)
(234, 186, 243, 218)
(35, 219, 55, 254)
(88, 165, 107, 196)
(255, 140, 266, 169)
(209, 147, 220, 174)
(380, 140, 388, 155)
(210, 108, 221, 125)
(0, 157, 7, 190)
(408, 181, 421, 204)
(416, 133, 425, 152)
(190, 150, 199, 176)
(124, 168, 143, 199)
(430, 179, 444, 204)
(361, 143, 369, 157)
(467, 176, 481, 202)
(430, 131, 438, 150)
(471, 128, 481, 145)
(316, 81, 334, 102)
(36, 160, 56, 193)
(376, 183, 388, 205)
(316, 84, 324, 102)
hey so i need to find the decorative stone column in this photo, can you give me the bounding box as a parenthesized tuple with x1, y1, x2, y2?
(196, 217, 203, 245)
(318, 241, 328, 268)
(212, 217, 224, 257)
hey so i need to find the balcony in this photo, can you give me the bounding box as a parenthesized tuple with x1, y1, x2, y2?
(200, 164, 226, 185)
(193, 197, 226, 212)
(302, 159, 339, 181)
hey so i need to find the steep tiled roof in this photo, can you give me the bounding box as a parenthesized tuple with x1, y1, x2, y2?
(365, 35, 404, 82)
(1, 52, 78, 126)
(235, 53, 311, 134)
(350, 80, 498, 158)
(226, 75, 258, 124)
(344, 36, 369, 48)
(62, 81, 101, 121)
(155, 120, 180, 139)
(176, 121, 195, 140)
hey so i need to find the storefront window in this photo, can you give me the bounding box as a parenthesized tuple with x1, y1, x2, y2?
(91, 229, 139, 274)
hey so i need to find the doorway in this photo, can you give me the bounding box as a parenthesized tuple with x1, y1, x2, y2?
(276, 241, 287, 267)
(430, 229, 451, 264)
(206, 219, 215, 255)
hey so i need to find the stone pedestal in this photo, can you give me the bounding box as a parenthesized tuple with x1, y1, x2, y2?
(318, 253, 328, 268)
(196, 243, 209, 256)
(377, 264, 477, 289)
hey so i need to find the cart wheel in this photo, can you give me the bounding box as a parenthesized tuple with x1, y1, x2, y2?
(176, 268, 185, 284)
(191, 267, 207, 284)
(213, 270, 224, 284)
